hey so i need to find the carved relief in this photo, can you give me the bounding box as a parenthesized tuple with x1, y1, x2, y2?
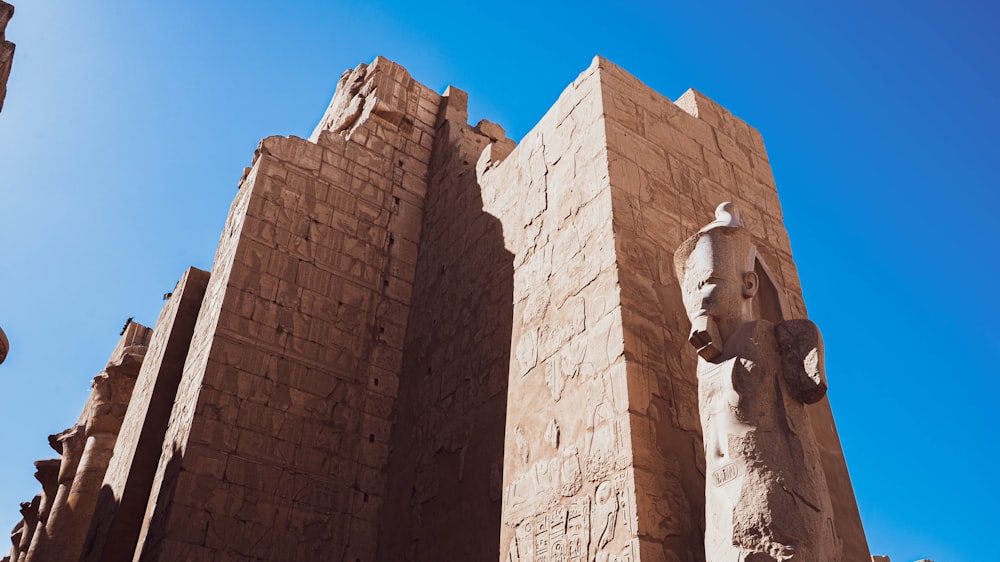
(559, 447, 582, 497)
(509, 498, 592, 562)
(514, 520, 535, 562)
(516, 329, 539, 376)
(544, 358, 566, 401)
(612, 473, 636, 536)
(535, 458, 560, 499)
(595, 539, 638, 562)
(515, 426, 530, 465)
(592, 481, 617, 549)
(584, 402, 620, 481)
(566, 497, 590, 562)
(544, 419, 560, 449)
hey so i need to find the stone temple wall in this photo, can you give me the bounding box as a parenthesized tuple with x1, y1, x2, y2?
(3, 56, 872, 562)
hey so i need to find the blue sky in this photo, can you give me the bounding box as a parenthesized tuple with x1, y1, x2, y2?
(0, 1, 996, 560)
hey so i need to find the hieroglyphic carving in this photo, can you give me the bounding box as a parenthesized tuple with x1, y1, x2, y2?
(507, 464, 640, 562)
(611, 473, 636, 537)
(592, 481, 617, 549)
(509, 498, 591, 562)
(566, 497, 590, 562)
(515, 520, 534, 561)
(533, 511, 551, 561)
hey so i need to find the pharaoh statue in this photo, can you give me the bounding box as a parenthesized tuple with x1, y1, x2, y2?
(674, 202, 839, 560)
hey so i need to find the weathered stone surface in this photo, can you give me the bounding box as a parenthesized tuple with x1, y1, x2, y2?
(82, 268, 210, 562)
(675, 202, 837, 559)
(0, 325, 8, 365)
(24, 323, 152, 562)
(0, 2, 13, 113)
(1, 56, 872, 561)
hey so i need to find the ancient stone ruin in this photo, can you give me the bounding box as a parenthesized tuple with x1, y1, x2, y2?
(0, 0, 14, 363)
(0, 1, 13, 114)
(0, 1, 14, 366)
(675, 202, 836, 559)
(4, 56, 878, 561)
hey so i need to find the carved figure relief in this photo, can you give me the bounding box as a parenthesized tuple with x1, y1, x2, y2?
(515, 426, 530, 465)
(592, 481, 617, 549)
(584, 402, 620, 481)
(559, 447, 582, 497)
(612, 473, 636, 536)
(505, 442, 580, 524)
(674, 202, 839, 560)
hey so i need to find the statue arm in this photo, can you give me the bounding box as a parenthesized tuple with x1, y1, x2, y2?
(774, 319, 828, 404)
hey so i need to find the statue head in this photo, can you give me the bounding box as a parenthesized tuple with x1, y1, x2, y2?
(674, 202, 759, 361)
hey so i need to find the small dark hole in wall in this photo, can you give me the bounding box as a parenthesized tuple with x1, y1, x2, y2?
(369, 434, 375, 442)
(374, 377, 380, 386)
(363, 493, 369, 503)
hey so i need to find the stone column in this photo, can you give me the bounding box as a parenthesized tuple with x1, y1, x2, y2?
(58, 371, 126, 561)
(8, 517, 23, 561)
(14, 496, 39, 562)
(24, 325, 147, 562)
(59, 428, 116, 561)
(29, 460, 59, 535)
(24, 426, 85, 562)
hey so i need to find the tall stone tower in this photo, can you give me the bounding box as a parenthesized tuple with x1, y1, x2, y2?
(3, 57, 871, 561)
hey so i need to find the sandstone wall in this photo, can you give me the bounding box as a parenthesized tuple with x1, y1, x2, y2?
(596, 59, 870, 561)
(1, 55, 872, 562)
(376, 88, 514, 560)
(83, 267, 210, 562)
(485, 59, 642, 562)
(13, 323, 152, 562)
(134, 57, 437, 561)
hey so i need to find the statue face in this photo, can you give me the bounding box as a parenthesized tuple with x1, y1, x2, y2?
(680, 234, 743, 326)
(679, 231, 758, 360)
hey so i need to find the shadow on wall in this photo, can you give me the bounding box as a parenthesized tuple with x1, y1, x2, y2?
(378, 110, 515, 561)
(133, 443, 184, 561)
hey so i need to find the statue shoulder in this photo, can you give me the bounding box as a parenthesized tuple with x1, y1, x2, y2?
(774, 319, 827, 404)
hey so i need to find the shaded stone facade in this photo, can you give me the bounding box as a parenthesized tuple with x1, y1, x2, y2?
(3, 57, 872, 561)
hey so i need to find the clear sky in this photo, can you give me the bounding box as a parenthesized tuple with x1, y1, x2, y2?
(1, 1, 996, 560)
